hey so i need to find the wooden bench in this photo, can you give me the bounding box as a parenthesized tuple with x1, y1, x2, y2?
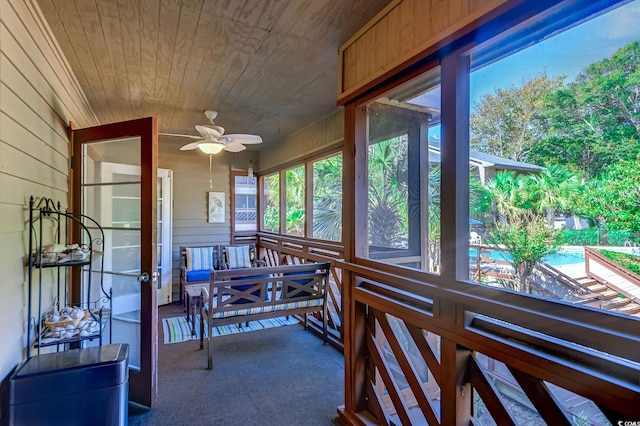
(199, 262, 330, 369)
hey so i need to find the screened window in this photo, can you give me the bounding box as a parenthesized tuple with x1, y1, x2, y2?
(466, 0, 640, 318)
(285, 165, 305, 236)
(312, 154, 343, 241)
(262, 173, 279, 232)
(365, 67, 442, 273)
(233, 175, 257, 232)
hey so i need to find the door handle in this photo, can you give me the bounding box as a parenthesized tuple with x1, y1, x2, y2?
(137, 272, 150, 283)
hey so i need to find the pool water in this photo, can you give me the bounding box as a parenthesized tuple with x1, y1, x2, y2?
(469, 248, 585, 267)
(469, 247, 640, 267)
(542, 250, 585, 266)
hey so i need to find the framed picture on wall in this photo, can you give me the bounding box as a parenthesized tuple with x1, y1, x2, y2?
(208, 192, 225, 223)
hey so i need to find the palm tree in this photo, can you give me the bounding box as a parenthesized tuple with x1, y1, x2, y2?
(367, 137, 409, 249)
(486, 169, 564, 293)
(264, 173, 280, 231)
(285, 166, 305, 235)
(486, 171, 526, 223)
(313, 154, 343, 241)
(524, 164, 582, 223)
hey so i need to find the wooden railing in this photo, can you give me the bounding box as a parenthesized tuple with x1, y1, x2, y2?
(339, 261, 640, 425)
(585, 246, 640, 304)
(469, 244, 515, 282)
(257, 232, 345, 347)
(255, 235, 639, 423)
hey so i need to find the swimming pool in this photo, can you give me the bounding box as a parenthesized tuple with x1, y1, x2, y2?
(470, 246, 639, 267)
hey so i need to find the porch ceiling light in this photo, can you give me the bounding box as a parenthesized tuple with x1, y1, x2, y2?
(198, 143, 224, 155)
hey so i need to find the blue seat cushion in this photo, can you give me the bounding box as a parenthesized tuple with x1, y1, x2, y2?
(231, 274, 271, 304)
(283, 271, 314, 297)
(186, 269, 210, 282)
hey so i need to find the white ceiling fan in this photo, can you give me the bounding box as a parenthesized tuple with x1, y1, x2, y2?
(160, 110, 262, 154)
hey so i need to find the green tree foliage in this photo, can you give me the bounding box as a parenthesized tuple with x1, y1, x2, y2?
(491, 208, 562, 293)
(263, 174, 280, 232)
(470, 73, 565, 162)
(582, 158, 640, 237)
(599, 249, 640, 276)
(486, 168, 576, 290)
(285, 166, 305, 235)
(470, 168, 492, 225)
(486, 171, 525, 220)
(533, 42, 640, 177)
(522, 164, 584, 221)
(313, 154, 343, 241)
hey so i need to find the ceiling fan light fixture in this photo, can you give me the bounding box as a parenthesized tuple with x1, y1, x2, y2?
(198, 143, 224, 155)
(204, 110, 218, 122)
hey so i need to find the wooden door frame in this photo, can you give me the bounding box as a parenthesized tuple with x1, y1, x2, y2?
(70, 116, 158, 407)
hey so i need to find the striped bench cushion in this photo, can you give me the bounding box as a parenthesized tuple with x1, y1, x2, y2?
(206, 298, 324, 320)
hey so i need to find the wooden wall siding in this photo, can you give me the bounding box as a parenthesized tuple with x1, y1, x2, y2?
(0, 0, 98, 381)
(160, 145, 226, 300)
(338, 0, 508, 101)
(258, 109, 344, 173)
(338, 264, 640, 424)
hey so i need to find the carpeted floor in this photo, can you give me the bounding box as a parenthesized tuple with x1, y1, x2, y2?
(128, 303, 345, 426)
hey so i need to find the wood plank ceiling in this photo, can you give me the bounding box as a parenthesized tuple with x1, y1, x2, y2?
(35, 0, 392, 150)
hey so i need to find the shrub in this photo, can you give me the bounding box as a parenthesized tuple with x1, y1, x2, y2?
(607, 230, 638, 246)
(599, 249, 640, 276)
(560, 228, 598, 245)
(561, 228, 639, 246)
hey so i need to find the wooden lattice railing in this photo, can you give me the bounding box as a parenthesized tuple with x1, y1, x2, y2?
(339, 262, 640, 425)
(257, 233, 345, 346)
(585, 246, 640, 304)
(254, 235, 639, 423)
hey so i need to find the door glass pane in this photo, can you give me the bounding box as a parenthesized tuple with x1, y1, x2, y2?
(82, 137, 143, 370)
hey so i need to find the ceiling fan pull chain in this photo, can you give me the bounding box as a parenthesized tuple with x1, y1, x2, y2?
(209, 154, 213, 189)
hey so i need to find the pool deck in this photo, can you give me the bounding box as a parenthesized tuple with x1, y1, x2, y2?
(554, 262, 587, 279)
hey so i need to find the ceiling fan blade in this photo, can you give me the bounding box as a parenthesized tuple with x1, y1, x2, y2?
(159, 132, 201, 140)
(223, 142, 246, 152)
(195, 124, 224, 139)
(225, 134, 262, 145)
(179, 141, 203, 150)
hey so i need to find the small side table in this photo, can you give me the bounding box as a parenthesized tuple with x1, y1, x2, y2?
(185, 283, 208, 337)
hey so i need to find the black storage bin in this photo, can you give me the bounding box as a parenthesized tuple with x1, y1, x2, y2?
(8, 344, 129, 426)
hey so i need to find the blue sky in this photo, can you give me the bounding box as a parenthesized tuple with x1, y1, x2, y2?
(470, 0, 640, 108)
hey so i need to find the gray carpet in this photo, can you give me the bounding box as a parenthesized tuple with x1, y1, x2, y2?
(128, 304, 345, 425)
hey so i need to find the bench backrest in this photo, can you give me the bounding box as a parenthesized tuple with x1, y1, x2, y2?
(209, 262, 331, 313)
